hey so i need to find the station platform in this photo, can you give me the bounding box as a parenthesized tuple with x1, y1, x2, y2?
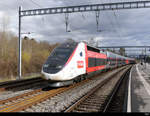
(128, 63, 150, 112)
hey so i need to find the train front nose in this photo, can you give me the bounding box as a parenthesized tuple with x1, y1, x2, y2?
(42, 62, 64, 74)
(41, 59, 64, 80)
(41, 70, 63, 80)
(41, 41, 77, 80)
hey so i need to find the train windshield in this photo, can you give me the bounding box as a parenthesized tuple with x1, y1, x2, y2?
(44, 42, 77, 65)
(51, 48, 73, 60)
(43, 41, 77, 74)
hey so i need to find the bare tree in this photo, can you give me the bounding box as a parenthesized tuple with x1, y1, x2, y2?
(0, 14, 10, 57)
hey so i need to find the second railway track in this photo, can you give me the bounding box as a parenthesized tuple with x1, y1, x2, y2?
(64, 65, 131, 112)
(0, 77, 47, 92)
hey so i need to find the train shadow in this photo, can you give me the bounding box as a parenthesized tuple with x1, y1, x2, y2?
(42, 86, 56, 91)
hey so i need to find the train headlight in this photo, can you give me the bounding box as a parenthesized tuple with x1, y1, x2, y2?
(56, 65, 63, 69)
(43, 64, 49, 68)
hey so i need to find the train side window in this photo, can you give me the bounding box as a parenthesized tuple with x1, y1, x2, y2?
(80, 52, 83, 57)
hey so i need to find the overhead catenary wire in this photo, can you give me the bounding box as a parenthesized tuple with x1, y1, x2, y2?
(30, 0, 42, 8)
(100, 0, 122, 42)
(110, 0, 125, 39)
(26, 0, 46, 27)
(109, 0, 124, 40)
(62, 1, 88, 32)
(109, 0, 133, 54)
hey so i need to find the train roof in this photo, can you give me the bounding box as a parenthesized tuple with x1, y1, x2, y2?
(81, 41, 134, 60)
(63, 41, 134, 60)
(106, 51, 134, 60)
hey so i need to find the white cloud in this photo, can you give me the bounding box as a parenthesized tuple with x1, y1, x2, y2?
(0, 0, 150, 51)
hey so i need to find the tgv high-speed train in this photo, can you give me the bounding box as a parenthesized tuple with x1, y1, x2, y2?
(41, 40, 135, 87)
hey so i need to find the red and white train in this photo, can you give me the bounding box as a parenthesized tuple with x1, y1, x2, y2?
(41, 40, 135, 87)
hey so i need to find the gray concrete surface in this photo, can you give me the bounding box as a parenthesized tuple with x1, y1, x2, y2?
(130, 64, 150, 112)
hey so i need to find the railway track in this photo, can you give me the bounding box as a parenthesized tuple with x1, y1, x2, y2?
(0, 77, 92, 112)
(0, 65, 131, 112)
(64, 66, 131, 112)
(0, 88, 66, 112)
(102, 67, 131, 112)
(0, 77, 47, 92)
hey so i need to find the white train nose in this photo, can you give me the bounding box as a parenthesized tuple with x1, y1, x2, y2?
(41, 71, 64, 81)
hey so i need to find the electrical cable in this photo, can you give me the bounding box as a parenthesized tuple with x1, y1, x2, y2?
(27, 0, 46, 26)
(100, 0, 122, 41)
(110, 0, 125, 40)
(30, 0, 42, 8)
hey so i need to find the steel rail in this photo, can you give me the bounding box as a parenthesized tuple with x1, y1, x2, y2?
(102, 67, 131, 112)
(0, 89, 42, 105)
(0, 88, 66, 112)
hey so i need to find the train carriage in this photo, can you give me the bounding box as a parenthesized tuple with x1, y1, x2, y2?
(106, 51, 117, 69)
(86, 45, 107, 75)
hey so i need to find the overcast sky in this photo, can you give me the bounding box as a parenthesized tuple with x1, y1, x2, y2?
(0, 0, 150, 55)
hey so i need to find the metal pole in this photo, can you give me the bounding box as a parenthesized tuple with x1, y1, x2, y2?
(18, 6, 22, 79)
(95, 10, 100, 32)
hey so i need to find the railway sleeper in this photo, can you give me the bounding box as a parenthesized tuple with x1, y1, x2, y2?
(80, 102, 103, 106)
(84, 98, 106, 102)
(74, 109, 99, 112)
(77, 105, 101, 109)
(74, 107, 100, 112)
